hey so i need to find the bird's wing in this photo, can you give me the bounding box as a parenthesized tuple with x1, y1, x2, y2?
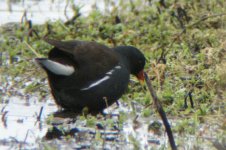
(43, 38, 85, 54)
(44, 38, 120, 81)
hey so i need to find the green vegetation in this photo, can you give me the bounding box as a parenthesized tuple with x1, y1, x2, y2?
(1, 0, 225, 149)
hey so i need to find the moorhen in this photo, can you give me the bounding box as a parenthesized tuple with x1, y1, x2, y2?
(36, 38, 145, 113)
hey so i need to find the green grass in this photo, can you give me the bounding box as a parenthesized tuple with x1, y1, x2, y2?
(1, 0, 226, 149)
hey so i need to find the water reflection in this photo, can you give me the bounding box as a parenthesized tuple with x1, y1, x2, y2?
(0, 96, 57, 149)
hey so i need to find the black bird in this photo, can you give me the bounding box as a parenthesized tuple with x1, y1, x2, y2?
(36, 38, 145, 113)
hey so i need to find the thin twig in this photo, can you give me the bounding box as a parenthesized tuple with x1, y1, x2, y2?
(64, 0, 70, 20)
(19, 129, 30, 149)
(24, 41, 43, 57)
(2, 111, 8, 128)
(186, 13, 226, 29)
(37, 106, 44, 121)
(144, 72, 177, 150)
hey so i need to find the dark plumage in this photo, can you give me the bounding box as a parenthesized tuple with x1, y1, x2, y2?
(36, 38, 145, 113)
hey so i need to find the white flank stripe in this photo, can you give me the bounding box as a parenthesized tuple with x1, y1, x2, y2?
(43, 60, 75, 76)
(80, 65, 121, 90)
(106, 65, 121, 75)
(115, 66, 121, 69)
(81, 76, 110, 90)
(106, 69, 114, 75)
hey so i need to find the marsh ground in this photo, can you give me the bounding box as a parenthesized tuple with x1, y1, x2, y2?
(0, 0, 225, 149)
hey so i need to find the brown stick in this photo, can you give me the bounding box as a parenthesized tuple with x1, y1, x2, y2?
(144, 72, 177, 150)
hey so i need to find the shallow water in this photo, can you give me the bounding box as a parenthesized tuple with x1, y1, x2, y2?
(0, 0, 109, 25)
(0, 96, 57, 149)
(1, 0, 224, 149)
(0, 71, 167, 149)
